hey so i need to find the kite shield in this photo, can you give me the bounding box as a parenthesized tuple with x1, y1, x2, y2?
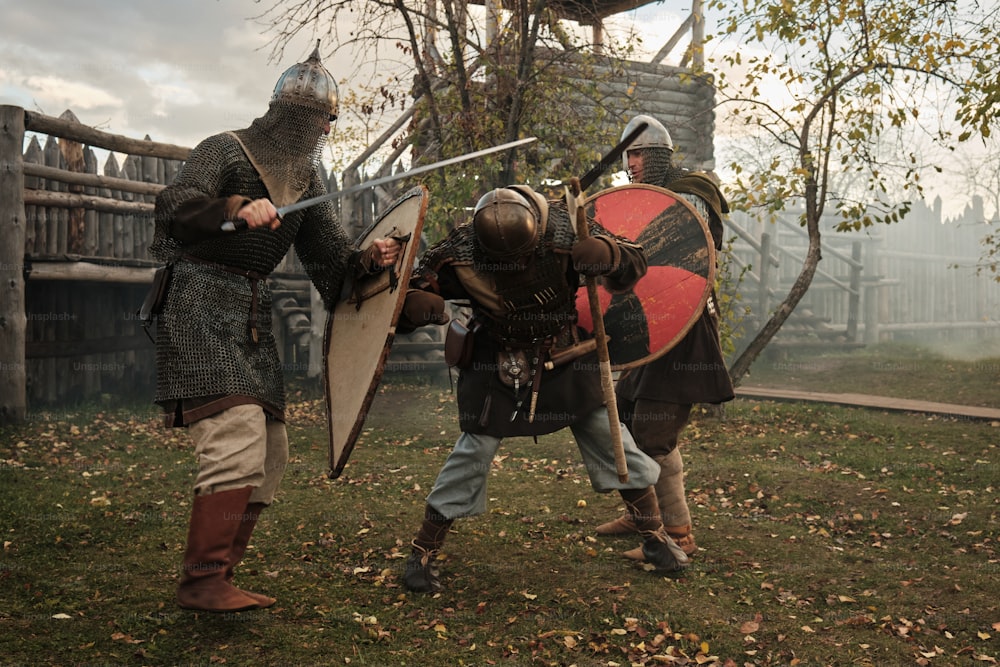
(324, 186, 428, 478)
(575, 184, 715, 371)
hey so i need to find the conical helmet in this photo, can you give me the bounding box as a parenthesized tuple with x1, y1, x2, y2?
(620, 114, 672, 171)
(271, 40, 339, 119)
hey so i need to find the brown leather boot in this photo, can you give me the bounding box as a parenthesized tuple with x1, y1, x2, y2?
(404, 505, 452, 593)
(665, 524, 697, 556)
(595, 514, 638, 536)
(623, 525, 696, 561)
(226, 501, 276, 608)
(618, 487, 689, 574)
(176, 486, 260, 612)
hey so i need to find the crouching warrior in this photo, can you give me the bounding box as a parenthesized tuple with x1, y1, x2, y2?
(396, 185, 690, 594)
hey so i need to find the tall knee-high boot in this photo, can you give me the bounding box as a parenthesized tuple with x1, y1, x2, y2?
(176, 486, 260, 612)
(655, 449, 696, 555)
(404, 504, 453, 593)
(226, 501, 276, 608)
(619, 487, 689, 574)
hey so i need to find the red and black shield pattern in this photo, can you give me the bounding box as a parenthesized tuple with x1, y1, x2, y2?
(575, 184, 715, 371)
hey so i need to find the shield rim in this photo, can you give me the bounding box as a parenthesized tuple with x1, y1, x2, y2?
(323, 185, 428, 478)
(583, 183, 716, 371)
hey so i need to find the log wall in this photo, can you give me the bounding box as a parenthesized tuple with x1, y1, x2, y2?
(1, 106, 334, 412)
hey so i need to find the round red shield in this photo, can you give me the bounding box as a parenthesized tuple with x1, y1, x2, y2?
(576, 184, 715, 370)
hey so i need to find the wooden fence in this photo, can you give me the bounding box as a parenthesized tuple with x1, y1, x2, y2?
(0, 106, 343, 417)
(724, 196, 1000, 354)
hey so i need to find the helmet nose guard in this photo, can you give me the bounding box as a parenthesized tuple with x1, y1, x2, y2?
(620, 114, 672, 173)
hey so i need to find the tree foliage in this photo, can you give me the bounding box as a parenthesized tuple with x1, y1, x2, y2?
(255, 0, 643, 240)
(707, 0, 1000, 383)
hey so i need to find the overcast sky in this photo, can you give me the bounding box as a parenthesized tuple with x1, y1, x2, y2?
(0, 0, 682, 147)
(0, 0, 328, 148)
(0, 0, 986, 218)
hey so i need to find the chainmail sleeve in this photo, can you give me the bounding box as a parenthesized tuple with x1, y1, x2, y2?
(151, 134, 239, 261)
(293, 172, 356, 310)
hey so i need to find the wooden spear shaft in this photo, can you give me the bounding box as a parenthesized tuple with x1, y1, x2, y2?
(568, 177, 629, 483)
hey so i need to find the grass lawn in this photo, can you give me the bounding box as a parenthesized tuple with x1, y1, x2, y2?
(1, 343, 998, 666)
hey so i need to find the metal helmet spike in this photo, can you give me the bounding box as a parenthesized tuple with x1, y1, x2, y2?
(271, 39, 339, 119)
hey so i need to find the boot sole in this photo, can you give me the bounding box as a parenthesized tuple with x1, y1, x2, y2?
(177, 599, 259, 613)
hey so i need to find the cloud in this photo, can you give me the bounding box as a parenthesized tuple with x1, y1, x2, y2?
(0, 0, 321, 147)
(22, 75, 122, 110)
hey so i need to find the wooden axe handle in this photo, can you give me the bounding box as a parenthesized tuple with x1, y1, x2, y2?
(569, 177, 628, 483)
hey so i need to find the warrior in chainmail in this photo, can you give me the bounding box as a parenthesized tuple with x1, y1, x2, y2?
(595, 114, 735, 561)
(394, 184, 691, 594)
(151, 44, 401, 613)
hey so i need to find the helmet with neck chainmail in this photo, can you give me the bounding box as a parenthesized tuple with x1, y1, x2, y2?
(233, 41, 339, 203)
(621, 114, 684, 188)
(472, 185, 549, 263)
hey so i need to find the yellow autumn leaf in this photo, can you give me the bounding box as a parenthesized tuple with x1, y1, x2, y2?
(521, 591, 537, 600)
(977, 631, 990, 640)
(434, 623, 447, 633)
(700, 640, 710, 653)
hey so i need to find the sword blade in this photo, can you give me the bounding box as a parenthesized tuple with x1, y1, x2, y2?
(277, 136, 537, 217)
(575, 121, 648, 193)
(220, 137, 537, 232)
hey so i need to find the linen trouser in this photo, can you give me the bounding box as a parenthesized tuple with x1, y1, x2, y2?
(187, 403, 289, 505)
(425, 406, 661, 520)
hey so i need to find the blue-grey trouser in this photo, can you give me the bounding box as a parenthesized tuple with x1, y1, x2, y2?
(425, 406, 660, 520)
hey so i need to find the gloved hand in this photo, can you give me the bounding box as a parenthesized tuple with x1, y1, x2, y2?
(402, 291, 450, 327)
(572, 237, 616, 276)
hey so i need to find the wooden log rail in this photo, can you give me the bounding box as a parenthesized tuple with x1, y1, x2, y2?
(0, 106, 197, 421)
(24, 189, 155, 215)
(23, 161, 165, 196)
(24, 110, 190, 160)
(18, 110, 176, 218)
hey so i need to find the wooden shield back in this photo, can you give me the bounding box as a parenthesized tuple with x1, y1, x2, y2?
(575, 184, 715, 371)
(324, 186, 428, 478)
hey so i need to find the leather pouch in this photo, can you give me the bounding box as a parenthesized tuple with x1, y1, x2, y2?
(444, 318, 480, 369)
(138, 264, 172, 329)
